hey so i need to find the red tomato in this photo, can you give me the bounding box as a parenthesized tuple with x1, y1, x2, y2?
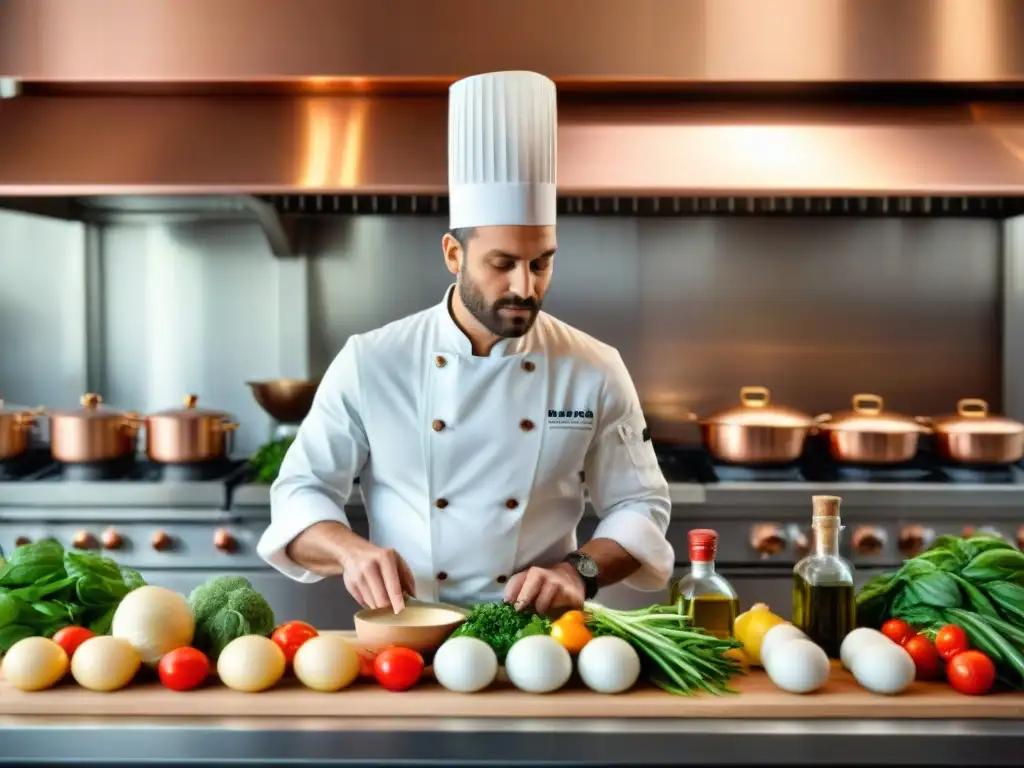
(373, 647, 424, 692)
(946, 650, 996, 696)
(52, 626, 95, 659)
(271, 621, 319, 663)
(158, 647, 210, 692)
(903, 634, 941, 680)
(881, 618, 916, 646)
(934, 624, 970, 662)
(357, 648, 378, 678)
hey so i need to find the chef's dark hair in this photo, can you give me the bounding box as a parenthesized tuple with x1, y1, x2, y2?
(448, 227, 477, 250)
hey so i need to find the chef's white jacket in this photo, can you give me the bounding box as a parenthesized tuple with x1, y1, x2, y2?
(257, 286, 674, 605)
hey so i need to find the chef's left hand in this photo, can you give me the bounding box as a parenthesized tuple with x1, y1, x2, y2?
(504, 563, 585, 615)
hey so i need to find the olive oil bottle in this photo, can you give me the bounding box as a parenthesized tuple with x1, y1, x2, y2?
(669, 529, 740, 639)
(792, 495, 856, 659)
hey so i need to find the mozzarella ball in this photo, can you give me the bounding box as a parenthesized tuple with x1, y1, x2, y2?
(432, 636, 499, 693)
(1, 637, 69, 691)
(840, 627, 893, 670)
(217, 635, 286, 692)
(504, 635, 572, 694)
(851, 640, 916, 695)
(759, 623, 808, 669)
(292, 635, 361, 692)
(764, 638, 831, 694)
(111, 585, 196, 666)
(577, 636, 641, 694)
(71, 636, 141, 692)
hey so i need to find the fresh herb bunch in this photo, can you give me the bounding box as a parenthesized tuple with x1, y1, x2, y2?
(249, 436, 296, 484)
(0, 538, 147, 651)
(449, 602, 552, 662)
(856, 533, 1024, 687)
(584, 599, 744, 696)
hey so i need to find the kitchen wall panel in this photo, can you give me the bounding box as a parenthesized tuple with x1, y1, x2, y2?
(0, 211, 1004, 456)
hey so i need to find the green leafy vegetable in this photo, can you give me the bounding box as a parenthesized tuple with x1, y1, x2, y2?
(0, 539, 146, 651)
(249, 436, 295, 484)
(449, 602, 552, 662)
(188, 575, 276, 660)
(585, 599, 744, 696)
(855, 532, 1024, 688)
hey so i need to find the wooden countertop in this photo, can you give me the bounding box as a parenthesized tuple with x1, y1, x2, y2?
(1, 664, 1021, 720)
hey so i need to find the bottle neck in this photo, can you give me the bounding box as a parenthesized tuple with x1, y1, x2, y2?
(813, 523, 841, 556)
(690, 560, 716, 576)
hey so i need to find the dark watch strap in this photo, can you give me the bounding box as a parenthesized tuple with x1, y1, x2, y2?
(564, 552, 600, 599)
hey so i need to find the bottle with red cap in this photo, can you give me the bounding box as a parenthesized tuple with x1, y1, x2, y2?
(668, 528, 740, 639)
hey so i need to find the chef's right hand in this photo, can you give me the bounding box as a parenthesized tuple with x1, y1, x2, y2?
(338, 539, 416, 613)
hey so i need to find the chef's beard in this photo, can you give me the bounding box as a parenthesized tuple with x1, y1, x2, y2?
(458, 265, 541, 338)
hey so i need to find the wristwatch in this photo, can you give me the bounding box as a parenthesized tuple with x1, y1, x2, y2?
(563, 551, 600, 600)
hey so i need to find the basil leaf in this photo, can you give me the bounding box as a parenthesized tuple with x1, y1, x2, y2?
(907, 570, 963, 609)
(0, 592, 20, 628)
(962, 549, 1024, 583)
(0, 624, 37, 652)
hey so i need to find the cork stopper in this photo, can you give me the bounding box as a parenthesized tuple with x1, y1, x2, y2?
(811, 495, 842, 528)
(689, 528, 718, 563)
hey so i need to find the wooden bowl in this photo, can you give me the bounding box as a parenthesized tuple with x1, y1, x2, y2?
(353, 604, 468, 655)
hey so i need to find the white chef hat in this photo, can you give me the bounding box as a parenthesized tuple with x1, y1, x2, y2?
(448, 71, 558, 229)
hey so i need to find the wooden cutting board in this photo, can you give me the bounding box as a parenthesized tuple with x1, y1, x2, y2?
(1, 665, 1021, 719)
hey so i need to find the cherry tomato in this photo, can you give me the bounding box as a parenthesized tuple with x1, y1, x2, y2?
(557, 610, 586, 625)
(357, 648, 378, 677)
(935, 624, 970, 662)
(158, 647, 210, 691)
(903, 634, 941, 680)
(551, 617, 594, 654)
(51, 626, 95, 659)
(946, 650, 995, 696)
(881, 618, 916, 646)
(271, 621, 319, 663)
(373, 646, 424, 692)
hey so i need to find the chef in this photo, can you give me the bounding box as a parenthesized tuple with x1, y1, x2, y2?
(257, 70, 674, 615)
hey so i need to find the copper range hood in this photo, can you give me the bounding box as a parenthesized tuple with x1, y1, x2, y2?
(1, 0, 1023, 255)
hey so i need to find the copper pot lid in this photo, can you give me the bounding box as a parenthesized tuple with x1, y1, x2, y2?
(47, 393, 135, 420)
(816, 393, 927, 434)
(148, 394, 229, 421)
(702, 386, 815, 428)
(927, 398, 1024, 436)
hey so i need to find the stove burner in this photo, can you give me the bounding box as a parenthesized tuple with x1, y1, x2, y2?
(0, 448, 52, 480)
(59, 456, 136, 481)
(153, 460, 234, 483)
(832, 465, 932, 483)
(938, 465, 1018, 484)
(713, 463, 805, 482)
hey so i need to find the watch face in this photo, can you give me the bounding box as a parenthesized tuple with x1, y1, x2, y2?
(575, 554, 599, 579)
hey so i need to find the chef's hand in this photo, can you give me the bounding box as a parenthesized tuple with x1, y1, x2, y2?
(338, 539, 416, 613)
(504, 563, 585, 615)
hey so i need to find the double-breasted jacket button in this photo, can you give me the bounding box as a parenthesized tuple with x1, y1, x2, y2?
(505, 498, 519, 510)
(432, 419, 446, 432)
(435, 355, 447, 368)
(520, 418, 534, 432)
(437, 571, 448, 581)
(496, 575, 508, 584)
(522, 360, 536, 373)
(435, 498, 449, 509)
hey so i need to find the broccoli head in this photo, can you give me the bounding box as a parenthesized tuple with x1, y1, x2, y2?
(187, 575, 276, 659)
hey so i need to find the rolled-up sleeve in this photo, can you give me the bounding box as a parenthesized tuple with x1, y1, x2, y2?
(584, 350, 674, 591)
(256, 337, 370, 583)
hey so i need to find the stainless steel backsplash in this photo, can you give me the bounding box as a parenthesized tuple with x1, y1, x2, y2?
(0, 212, 1002, 456)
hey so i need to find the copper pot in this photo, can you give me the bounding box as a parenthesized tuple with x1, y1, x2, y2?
(0, 399, 38, 461)
(815, 393, 929, 465)
(641, 392, 699, 446)
(48, 393, 141, 463)
(699, 386, 816, 464)
(923, 398, 1024, 465)
(145, 394, 239, 464)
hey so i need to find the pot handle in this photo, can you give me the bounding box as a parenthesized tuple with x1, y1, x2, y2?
(852, 393, 883, 415)
(739, 386, 770, 408)
(122, 411, 144, 433)
(957, 398, 989, 418)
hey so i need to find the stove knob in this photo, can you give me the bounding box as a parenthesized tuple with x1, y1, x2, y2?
(101, 528, 124, 550)
(750, 524, 786, 558)
(852, 526, 886, 556)
(14, 535, 31, 547)
(72, 530, 98, 550)
(898, 525, 930, 558)
(962, 525, 977, 538)
(1017, 526, 1024, 551)
(213, 528, 237, 553)
(151, 530, 173, 552)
